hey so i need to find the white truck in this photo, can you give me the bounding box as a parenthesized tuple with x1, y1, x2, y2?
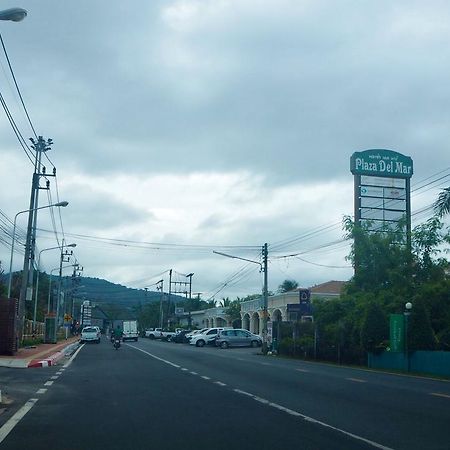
(122, 320, 139, 342)
(145, 328, 176, 341)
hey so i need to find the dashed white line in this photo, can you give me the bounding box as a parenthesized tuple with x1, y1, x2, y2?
(44, 381, 54, 386)
(214, 381, 227, 387)
(346, 378, 367, 383)
(50, 376, 59, 380)
(201, 376, 211, 380)
(0, 398, 38, 444)
(127, 345, 181, 368)
(430, 392, 450, 399)
(296, 368, 309, 373)
(232, 389, 393, 450)
(36, 389, 47, 395)
(181, 368, 188, 371)
(190, 372, 198, 375)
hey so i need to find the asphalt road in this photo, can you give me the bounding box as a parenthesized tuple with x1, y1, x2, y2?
(1, 338, 449, 450)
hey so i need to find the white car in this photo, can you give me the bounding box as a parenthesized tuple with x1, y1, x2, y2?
(80, 326, 101, 344)
(185, 328, 208, 340)
(189, 327, 231, 347)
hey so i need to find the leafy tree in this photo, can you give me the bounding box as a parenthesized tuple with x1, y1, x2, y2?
(278, 279, 298, 293)
(225, 299, 242, 327)
(407, 300, 436, 351)
(360, 301, 388, 352)
(434, 186, 450, 217)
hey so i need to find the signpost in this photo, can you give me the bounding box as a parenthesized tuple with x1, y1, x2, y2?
(351, 149, 413, 253)
(390, 314, 405, 352)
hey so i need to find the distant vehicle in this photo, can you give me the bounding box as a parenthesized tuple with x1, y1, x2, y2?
(145, 328, 176, 340)
(189, 327, 232, 347)
(185, 328, 208, 341)
(171, 330, 191, 343)
(80, 326, 101, 344)
(122, 320, 139, 342)
(215, 329, 262, 349)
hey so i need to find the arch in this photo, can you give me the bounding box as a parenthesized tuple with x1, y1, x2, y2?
(216, 317, 227, 327)
(272, 309, 282, 322)
(242, 313, 250, 331)
(251, 312, 260, 334)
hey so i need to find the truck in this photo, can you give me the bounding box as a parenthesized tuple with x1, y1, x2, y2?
(145, 328, 176, 341)
(122, 320, 139, 342)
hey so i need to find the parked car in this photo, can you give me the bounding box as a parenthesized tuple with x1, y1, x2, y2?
(171, 330, 191, 343)
(185, 328, 208, 342)
(80, 326, 101, 344)
(215, 329, 262, 348)
(189, 327, 232, 347)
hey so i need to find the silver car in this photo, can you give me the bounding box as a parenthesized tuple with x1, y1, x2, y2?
(215, 329, 262, 349)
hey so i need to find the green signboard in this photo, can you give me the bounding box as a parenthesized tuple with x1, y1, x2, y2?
(390, 314, 405, 352)
(350, 149, 413, 179)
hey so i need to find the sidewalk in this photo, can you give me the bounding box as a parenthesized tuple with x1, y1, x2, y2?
(0, 336, 80, 368)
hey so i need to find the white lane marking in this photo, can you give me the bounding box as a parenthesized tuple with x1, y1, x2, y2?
(296, 368, 309, 373)
(232, 389, 393, 450)
(56, 371, 63, 375)
(260, 362, 273, 366)
(36, 389, 47, 395)
(181, 368, 188, 371)
(44, 381, 54, 386)
(214, 381, 227, 387)
(127, 344, 180, 368)
(201, 376, 211, 380)
(430, 392, 450, 399)
(63, 343, 84, 368)
(346, 378, 367, 383)
(0, 398, 38, 444)
(190, 372, 198, 375)
(50, 376, 59, 380)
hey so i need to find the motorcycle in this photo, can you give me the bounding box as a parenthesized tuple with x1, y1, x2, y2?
(113, 338, 121, 350)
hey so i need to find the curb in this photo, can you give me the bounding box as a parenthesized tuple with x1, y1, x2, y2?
(27, 341, 80, 368)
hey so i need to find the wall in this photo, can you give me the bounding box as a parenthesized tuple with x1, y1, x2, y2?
(368, 351, 450, 377)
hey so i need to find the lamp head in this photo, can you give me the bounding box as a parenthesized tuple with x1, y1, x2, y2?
(0, 8, 27, 22)
(55, 201, 69, 207)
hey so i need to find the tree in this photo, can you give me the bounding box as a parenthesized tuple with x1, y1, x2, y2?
(408, 300, 436, 351)
(434, 187, 450, 217)
(278, 279, 298, 293)
(360, 301, 388, 352)
(225, 299, 242, 328)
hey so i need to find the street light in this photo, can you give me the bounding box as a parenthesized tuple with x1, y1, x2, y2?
(0, 7, 27, 22)
(404, 302, 413, 372)
(33, 243, 76, 330)
(7, 201, 69, 297)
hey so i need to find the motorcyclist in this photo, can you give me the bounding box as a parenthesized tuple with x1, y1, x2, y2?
(113, 325, 123, 341)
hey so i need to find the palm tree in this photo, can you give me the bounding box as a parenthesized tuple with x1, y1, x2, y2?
(434, 187, 450, 217)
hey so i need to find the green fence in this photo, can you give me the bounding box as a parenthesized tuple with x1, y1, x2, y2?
(368, 351, 450, 377)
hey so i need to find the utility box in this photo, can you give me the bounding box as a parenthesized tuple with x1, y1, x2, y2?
(0, 297, 18, 355)
(44, 315, 57, 344)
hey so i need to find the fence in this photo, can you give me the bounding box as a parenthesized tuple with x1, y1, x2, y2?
(368, 351, 450, 377)
(23, 319, 45, 339)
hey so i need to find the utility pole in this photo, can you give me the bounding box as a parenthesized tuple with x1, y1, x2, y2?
(157, 279, 164, 329)
(56, 246, 73, 327)
(262, 243, 269, 355)
(18, 136, 54, 343)
(167, 269, 172, 328)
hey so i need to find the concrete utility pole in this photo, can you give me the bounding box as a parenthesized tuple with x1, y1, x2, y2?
(56, 246, 73, 326)
(157, 279, 164, 328)
(167, 269, 172, 327)
(18, 136, 54, 343)
(262, 243, 269, 355)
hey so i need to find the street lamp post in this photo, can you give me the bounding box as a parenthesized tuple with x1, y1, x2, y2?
(7, 201, 69, 298)
(33, 243, 76, 330)
(404, 302, 412, 372)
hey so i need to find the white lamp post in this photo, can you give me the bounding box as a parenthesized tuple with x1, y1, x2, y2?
(7, 201, 69, 298)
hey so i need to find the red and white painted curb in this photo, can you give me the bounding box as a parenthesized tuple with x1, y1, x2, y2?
(27, 341, 81, 368)
(28, 351, 65, 368)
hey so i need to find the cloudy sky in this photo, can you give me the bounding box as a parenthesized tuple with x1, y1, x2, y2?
(0, 0, 449, 300)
